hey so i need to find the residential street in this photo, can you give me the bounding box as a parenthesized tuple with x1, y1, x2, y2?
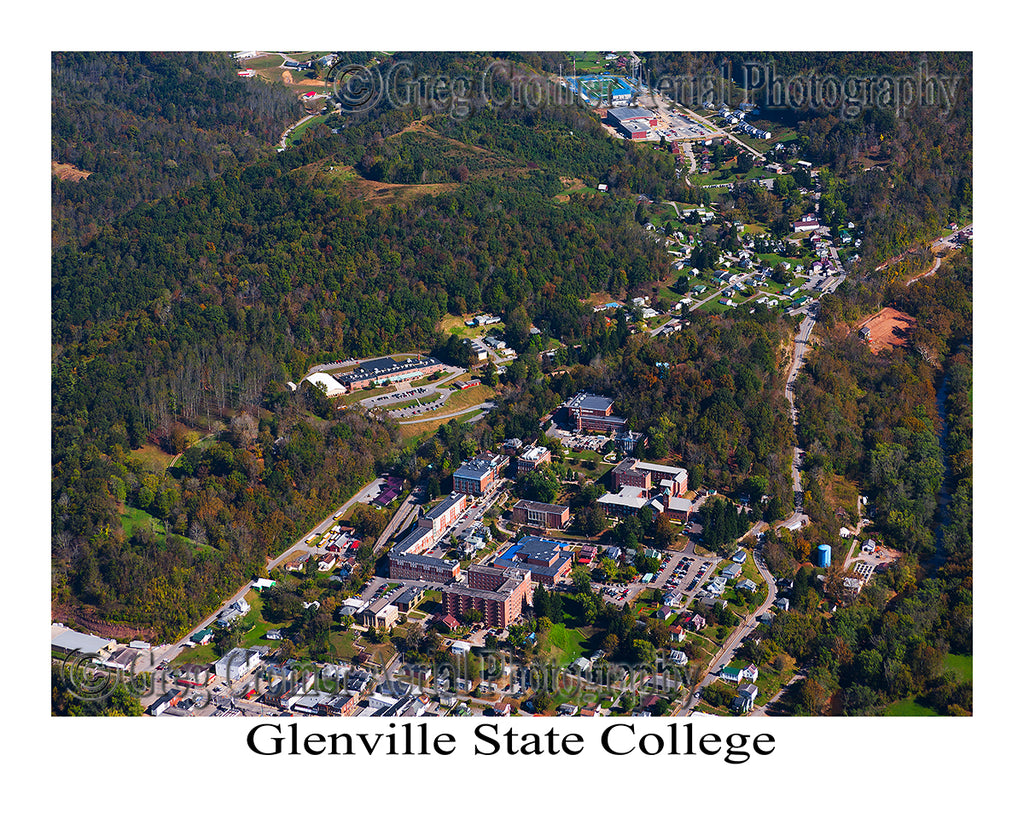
(672, 523, 778, 716)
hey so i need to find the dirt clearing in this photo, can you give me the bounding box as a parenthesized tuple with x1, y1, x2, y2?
(52, 161, 91, 181)
(855, 308, 916, 353)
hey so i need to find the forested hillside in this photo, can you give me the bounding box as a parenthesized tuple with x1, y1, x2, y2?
(52, 52, 301, 246)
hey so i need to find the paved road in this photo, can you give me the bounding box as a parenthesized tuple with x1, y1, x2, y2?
(784, 313, 816, 500)
(373, 485, 426, 552)
(141, 475, 382, 672)
(396, 401, 496, 425)
(874, 223, 973, 274)
(674, 526, 779, 716)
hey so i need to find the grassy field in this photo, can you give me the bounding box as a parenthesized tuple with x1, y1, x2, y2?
(172, 643, 218, 667)
(409, 384, 495, 420)
(883, 697, 940, 716)
(398, 419, 450, 444)
(411, 370, 453, 387)
(564, 450, 614, 481)
(336, 384, 397, 406)
(119, 506, 209, 552)
(944, 653, 973, 681)
(757, 251, 816, 270)
(129, 444, 176, 473)
(690, 158, 774, 187)
(243, 54, 285, 70)
(567, 52, 608, 74)
(120, 506, 167, 539)
(436, 314, 506, 339)
(287, 114, 329, 147)
(695, 297, 739, 314)
(541, 623, 591, 666)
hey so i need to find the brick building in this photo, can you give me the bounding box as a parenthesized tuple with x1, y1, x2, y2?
(612, 459, 688, 496)
(516, 445, 552, 476)
(511, 499, 570, 530)
(452, 453, 506, 496)
(335, 356, 446, 392)
(562, 393, 628, 434)
(494, 536, 574, 586)
(442, 565, 533, 628)
(387, 493, 466, 582)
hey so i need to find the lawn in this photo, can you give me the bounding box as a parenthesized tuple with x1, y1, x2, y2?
(398, 418, 450, 444)
(757, 251, 815, 270)
(328, 629, 361, 661)
(172, 643, 218, 668)
(568, 52, 609, 74)
(119, 506, 207, 552)
(883, 697, 940, 716)
(287, 114, 329, 147)
(695, 298, 739, 314)
(411, 370, 453, 387)
(243, 54, 285, 70)
(120, 506, 166, 539)
(944, 653, 973, 682)
(542, 623, 591, 666)
(409, 384, 495, 420)
(336, 384, 397, 406)
(129, 444, 176, 473)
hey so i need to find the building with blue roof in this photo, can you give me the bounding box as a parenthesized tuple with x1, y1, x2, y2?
(494, 536, 574, 586)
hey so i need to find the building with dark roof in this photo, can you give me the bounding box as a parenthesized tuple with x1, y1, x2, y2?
(494, 536, 574, 586)
(387, 492, 466, 581)
(561, 392, 627, 434)
(511, 499, 570, 530)
(452, 453, 506, 495)
(388, 543, 461, 583)
(607, 106, 656, 124)
(334, 356, 445, 391)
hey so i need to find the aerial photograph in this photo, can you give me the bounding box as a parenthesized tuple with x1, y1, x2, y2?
(50, 49, 973, 724)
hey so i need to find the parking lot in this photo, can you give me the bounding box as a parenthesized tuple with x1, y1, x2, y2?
(549, 429, 611, 451)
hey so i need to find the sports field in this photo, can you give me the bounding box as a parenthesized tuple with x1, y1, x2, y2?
(567, 73, 639, 104)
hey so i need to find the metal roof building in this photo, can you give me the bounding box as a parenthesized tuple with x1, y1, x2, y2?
(607, 106, 655, 124)
(51, 626, 115, 656)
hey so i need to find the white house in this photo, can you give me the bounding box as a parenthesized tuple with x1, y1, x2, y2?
(214, 647, 262, 681)
(720, 663, 759, 683)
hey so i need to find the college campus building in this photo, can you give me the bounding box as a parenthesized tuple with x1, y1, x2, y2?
(516, 445, 552, 476)
(606, 106, 658, 140)
(562, 393, 628, 434)
(511, 499, 571, 530)
(598, 459, 691, 520)
(494, 536, 575, 587)
(452, 453, 507, 496)
(442, 564, 533, 628)
(333, 356, 446, 392)
(387, 493, 467, 582)
(612, 459, 689, 496)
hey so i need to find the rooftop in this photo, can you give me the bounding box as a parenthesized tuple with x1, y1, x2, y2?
(564, 392, 615, 413)
(425, 493, 466, 521)
(336, 356, 441, 385)
(513, 499, 569, 514)
(608, 106, 655, 120)
(453, 456, 500, 481)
